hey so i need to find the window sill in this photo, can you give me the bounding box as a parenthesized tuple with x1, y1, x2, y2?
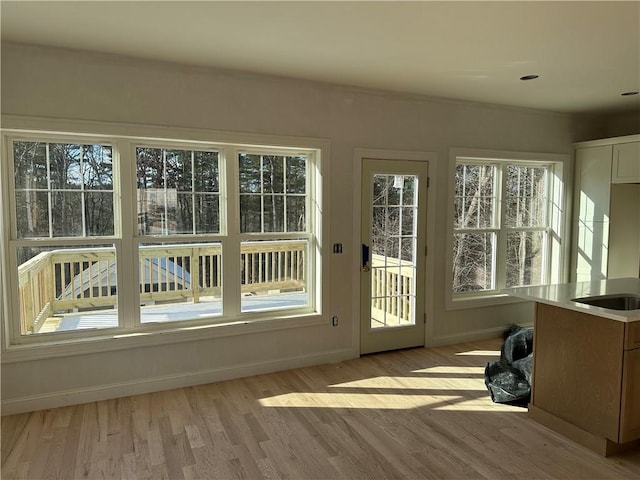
(446, 293, 529, 311)
(1, 312, 325, 364)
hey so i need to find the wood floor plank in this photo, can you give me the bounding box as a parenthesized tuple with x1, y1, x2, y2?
(3, 337, 640, 479)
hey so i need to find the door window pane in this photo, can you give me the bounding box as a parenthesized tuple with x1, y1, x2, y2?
(370, 174, 418, 329)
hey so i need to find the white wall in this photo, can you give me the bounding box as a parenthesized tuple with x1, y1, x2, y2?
(1, 43, 602, 413)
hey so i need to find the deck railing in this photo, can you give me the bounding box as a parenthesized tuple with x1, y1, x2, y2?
(370, 254, 415, 326)
(17, 240, 307, 334)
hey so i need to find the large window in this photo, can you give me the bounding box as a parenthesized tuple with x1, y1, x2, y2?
(1, 125, 324, 348)
(449, 150, 566, 303)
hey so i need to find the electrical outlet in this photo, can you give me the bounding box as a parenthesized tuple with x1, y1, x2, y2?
(331, 315, 339, 326)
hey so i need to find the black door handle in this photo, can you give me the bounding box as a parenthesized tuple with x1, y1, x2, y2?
(362, 244, 370, 271)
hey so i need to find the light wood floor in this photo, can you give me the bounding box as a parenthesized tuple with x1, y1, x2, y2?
(2, 337, 639, 479)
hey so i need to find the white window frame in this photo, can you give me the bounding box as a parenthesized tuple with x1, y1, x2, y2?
(446, 148, 570, 310)
(0, 116, 330, 362)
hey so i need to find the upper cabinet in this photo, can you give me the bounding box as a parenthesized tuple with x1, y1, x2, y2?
(571, 135, 640, 283)
(612, 142, 640, 183)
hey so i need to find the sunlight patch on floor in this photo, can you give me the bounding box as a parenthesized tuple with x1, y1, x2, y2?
(412, 366, 485, 374)
(454, 349, 500, 356)
(259, 392, 463, 409)
(258, 391, 518, 411)
(328, 376, 487, 390)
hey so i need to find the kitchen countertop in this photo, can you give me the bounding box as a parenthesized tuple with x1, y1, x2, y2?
(503, 278, 640, 322)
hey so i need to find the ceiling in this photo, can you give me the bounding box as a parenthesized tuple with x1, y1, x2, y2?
(2, 1, 639, 115)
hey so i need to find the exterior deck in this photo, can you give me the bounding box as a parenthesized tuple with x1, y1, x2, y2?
(38, 292, 309, 333)
(18, 241, 413, 335)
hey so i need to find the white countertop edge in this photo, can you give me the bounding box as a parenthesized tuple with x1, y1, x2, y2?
(502, 278, 640, 323)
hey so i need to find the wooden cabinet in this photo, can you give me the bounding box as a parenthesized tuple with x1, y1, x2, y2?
(572, 135, 640, 282)
(530, 303, 640, 455)
(620, 347, 640, 442)
(612, 142, 640, 183)
(608, 184, 640, 279)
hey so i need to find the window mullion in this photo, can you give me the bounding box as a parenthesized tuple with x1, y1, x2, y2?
(259, 155, 265, 233)
(495, 163, 507, 291)
(223, 147, 241, 318)
(117, 140, 139, 329)
(80, 146, 87, 237)
(191, 150, 196, 235)
(542, 166, 552, 283)
(46, 143, 53, 238)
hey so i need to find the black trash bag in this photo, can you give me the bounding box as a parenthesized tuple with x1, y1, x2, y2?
(484, 361, 531, 406)
(485, 325, 534, 406)
(501, 325, 533, 364)
(511, 352, 533, 385)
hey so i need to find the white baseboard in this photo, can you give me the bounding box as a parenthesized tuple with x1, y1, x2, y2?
(1, 347, 357, 416)
(428, 323, 533, 347)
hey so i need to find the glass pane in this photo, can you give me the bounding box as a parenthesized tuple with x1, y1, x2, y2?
(15, 191, 50, 238)
(371, 206, 387, 256)
(138, 189, 166, 235)
(402, 176, 416, 205)
(454, 164, 495, 228)
(452, 232, 495, 293)
(51, 191, 83, 236)
(14, 141, 114, 239)
(240, 195, 262, 233)
(16, 244, 118, 335)
(505, 165, 548, 227)
(165, 149, 192, 191)
(387, 206, 401, 236)
(136, 147, 164, 189)
(386, 177, 401, 206)
(373, 176, 389, 205)
(49, 143, 82, 189)
(139, 242, 222, 324)
(173, 193, 194, 234)
(239, 154, 261, 193)
(263, 195, 285, 232)
(194, 194, 220, 234)
(13, 142, 47, 189)
(137, 146, 219, 236)
(82, 145, 113, 190)
(401, 207, 414, 235)
(262, 155, 285, 193)
(506, 231, 546, 287)
(85, 192, 115, 236)
(193, 151, 219, 193)
(286, 156, 306, 194)
(370, 173, 418, 329)
(400, 237, 415, 262)
(240, 239, 308, 313)
(239, 152, 308, 234)
(286, 196, 306, 232)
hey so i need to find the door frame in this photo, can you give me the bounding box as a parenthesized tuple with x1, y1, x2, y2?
(352, 148, 438, 355)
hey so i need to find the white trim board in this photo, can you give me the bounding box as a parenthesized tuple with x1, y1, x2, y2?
(1, 347, 357, 416)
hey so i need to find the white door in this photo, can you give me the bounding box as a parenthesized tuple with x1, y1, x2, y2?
(360, 159, 428, 354)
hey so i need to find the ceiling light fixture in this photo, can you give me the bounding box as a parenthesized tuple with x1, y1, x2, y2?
(520, 74, 539, 81)
(621, 91, 639, 96)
